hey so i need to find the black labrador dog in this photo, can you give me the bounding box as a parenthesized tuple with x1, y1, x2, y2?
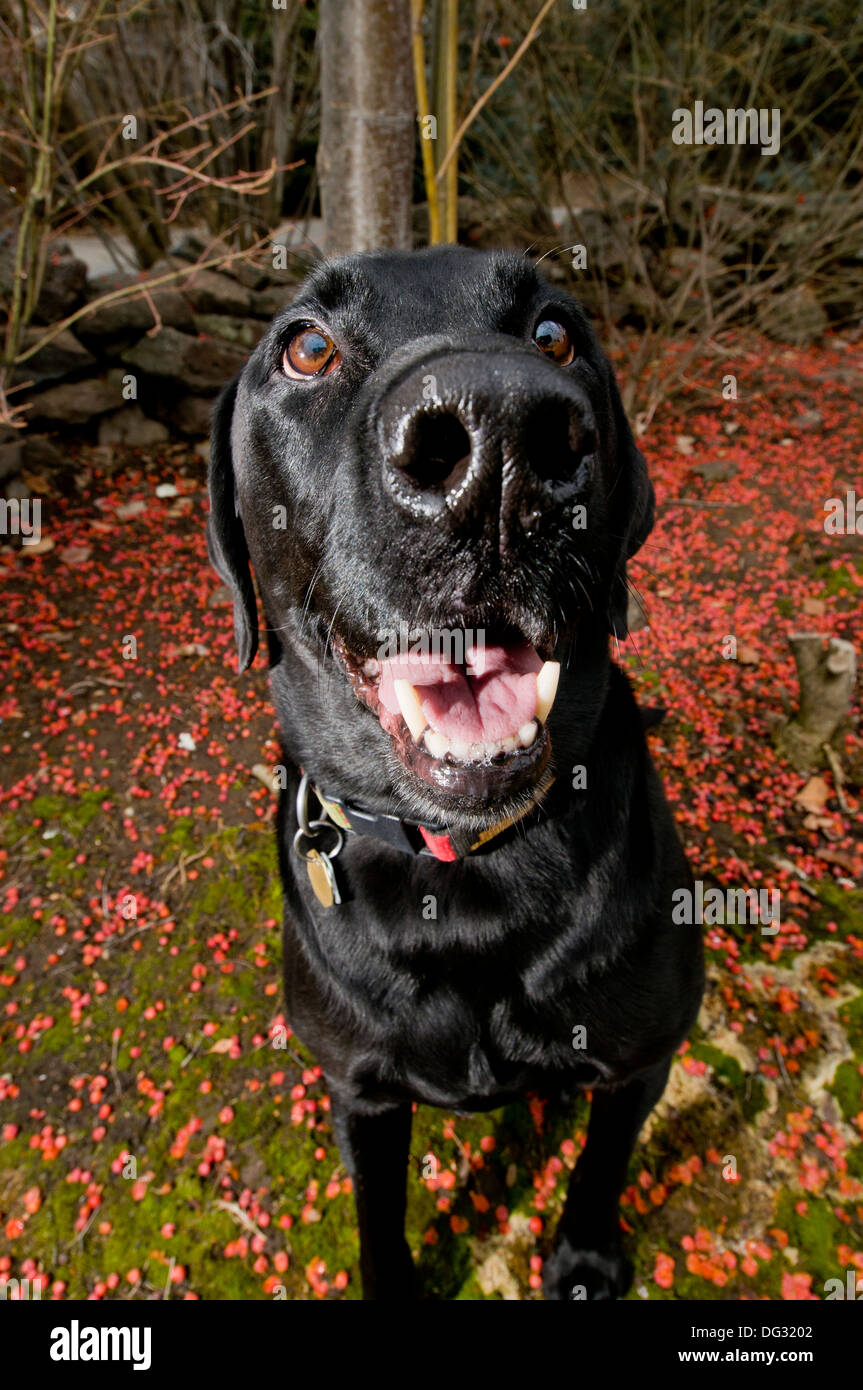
(206, 246, 704, 1300)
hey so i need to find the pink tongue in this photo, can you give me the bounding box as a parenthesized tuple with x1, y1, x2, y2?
(378, 642, 541, 743)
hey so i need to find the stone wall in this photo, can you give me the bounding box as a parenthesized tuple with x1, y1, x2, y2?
(1, 235, 313, 485)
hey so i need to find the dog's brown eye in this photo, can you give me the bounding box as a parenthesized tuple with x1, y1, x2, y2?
(283, 327, 340, 378)
(534, 319, 573, 365)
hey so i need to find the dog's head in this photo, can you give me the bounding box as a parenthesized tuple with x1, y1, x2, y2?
(207, 247, 653, 827)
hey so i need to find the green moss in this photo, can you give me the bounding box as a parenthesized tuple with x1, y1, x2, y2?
(829, 1060, 862, 1122)
(689, 1042, 768, 1120)
(813, 562, 861, 597)
(838, 993, 863, 1051)
(775, 1191, 843, 1285)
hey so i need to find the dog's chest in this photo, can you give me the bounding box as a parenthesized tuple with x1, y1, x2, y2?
(315, 915, 626, 1109)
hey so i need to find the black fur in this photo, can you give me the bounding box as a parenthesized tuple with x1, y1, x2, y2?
(206, 247, 704, 1300)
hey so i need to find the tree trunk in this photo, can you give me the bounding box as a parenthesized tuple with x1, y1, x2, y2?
(318, 0, 416, 255)
(777, 632, 857, 775)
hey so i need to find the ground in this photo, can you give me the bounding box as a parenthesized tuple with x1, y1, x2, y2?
(1, 332, 862, 1300)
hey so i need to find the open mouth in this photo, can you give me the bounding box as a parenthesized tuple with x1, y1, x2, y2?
(332, 628, 561, 804)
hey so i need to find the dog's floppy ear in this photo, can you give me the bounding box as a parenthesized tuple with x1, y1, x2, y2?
(604, 362, 655, 641)
(206, 375, 259, 673)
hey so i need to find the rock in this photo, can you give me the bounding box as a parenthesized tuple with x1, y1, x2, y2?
(122, 327, 246, 394)
(160, 394, 214, 437)
(180, 269, 251, 316)
(194, 313, 265, 349)
(692, 458, 737, 483)
(0, 441, 24, 480)
(232, 259, 277, 291)
(0, 432, 65, 482)
(98, 407, 170, 447)
(170, 230, 306, 289)
(32, 245, 88, 323)
(27, 376, 121, 424)
(758, 284, 828, 345)
(23, 435, 65, 470)
(252, 286, 291, 318)
(78, 272, 194, 339)
(169, 231, 234, 264)
(12, 328, 96, 386)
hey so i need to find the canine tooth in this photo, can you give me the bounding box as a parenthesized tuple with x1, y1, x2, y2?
(518, 721, 538, 747)
(424, 729, 448, 759)
(535, 660, 560, 724)
(393, 679, 428, 742)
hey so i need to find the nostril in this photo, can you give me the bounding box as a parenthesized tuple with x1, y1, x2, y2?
(523, 401, 595, 484)
(399, 411, 472, 493)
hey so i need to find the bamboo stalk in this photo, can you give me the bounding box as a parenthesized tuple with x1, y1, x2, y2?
(435, 0, 556, 186)
(411, 0, 441, 243)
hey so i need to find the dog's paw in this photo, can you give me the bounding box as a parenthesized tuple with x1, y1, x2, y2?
(542, 1234, 633, 1301)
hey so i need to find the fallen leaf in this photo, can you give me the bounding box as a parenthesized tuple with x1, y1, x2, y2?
(794, 776, 831, 814)
(167, 643, 209, 659)
(675, 434, 695, 456)
(116, 500, 147, 520)
(251, 764, 280, 795)
(802, 812, 839, 840)
(58, 545, 92, 566)
(736, 643, 760, 665)
(815, 848, 856, 873)
(20, 471, 51, 493)
(19, 536, 54, 556)
(801, 597, 826, 617)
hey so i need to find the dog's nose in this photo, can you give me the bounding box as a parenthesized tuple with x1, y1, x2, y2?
(376, 350, 596, 535)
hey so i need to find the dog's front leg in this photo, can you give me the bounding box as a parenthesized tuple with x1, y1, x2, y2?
(329, 1090, 416, 1300)
(543, 1056, 672, 1301)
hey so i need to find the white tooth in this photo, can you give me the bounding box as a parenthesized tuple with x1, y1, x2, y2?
(424, 729, 448, 759)
(519, 721, 538, 747)
(468, 742, 486, 762)
(535, 660, 560, 724)
(393, 679, 428, 742)
(499, 735, 517, 753)
(449, 739, 470, 762)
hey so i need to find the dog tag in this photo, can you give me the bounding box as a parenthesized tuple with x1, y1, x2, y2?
(306, 849, 341, 907)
